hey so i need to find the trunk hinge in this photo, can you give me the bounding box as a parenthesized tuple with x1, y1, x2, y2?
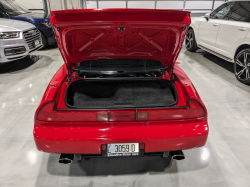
(66, 63, 77, 83)
(66, 69, 72, 84)
(170, 67, 175, 81)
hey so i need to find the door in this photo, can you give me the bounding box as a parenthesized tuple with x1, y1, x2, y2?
(198, 2, 235, 51)
(215, 1, 250, 60)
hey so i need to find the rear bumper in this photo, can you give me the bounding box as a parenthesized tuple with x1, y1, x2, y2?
(34, 119, 208, 154)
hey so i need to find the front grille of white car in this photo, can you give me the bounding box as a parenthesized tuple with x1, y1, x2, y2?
(23, 28, 42, 50)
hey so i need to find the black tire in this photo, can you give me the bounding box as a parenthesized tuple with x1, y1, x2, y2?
(234, 48, 250, 85)
(185, 29, 198, 52)
(40, 32, 48, 50)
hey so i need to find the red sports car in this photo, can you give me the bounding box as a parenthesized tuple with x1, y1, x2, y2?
(33, 9, 208, 164)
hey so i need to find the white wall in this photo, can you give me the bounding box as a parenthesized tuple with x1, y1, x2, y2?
(128, 1, 154, 9)
(156, 1, 183, 10)
(14, 0, 226, 11)
(185, 1, 213, 10)
(86, 1, 97, 8)
(214, 0, 225, 9)
(98, 1, 126, 8)
(16, 0, 43, 9)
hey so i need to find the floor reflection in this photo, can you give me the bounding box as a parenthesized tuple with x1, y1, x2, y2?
(45, 147, 210, 177)
(0, 55, 53, 73)
(46, 153, 174, 176)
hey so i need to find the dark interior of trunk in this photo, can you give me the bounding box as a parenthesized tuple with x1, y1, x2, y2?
(66, 79, 177, 109)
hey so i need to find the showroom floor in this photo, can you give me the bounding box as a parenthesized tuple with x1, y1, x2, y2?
(0, 46, 250, 187)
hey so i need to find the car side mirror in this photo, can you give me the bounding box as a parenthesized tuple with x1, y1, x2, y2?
(204, 13, 210, 21)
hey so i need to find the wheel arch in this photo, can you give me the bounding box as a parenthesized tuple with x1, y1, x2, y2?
(187, 22, 200, 44)
(234, 44, 250, 60)
(188, 24, 196, 32)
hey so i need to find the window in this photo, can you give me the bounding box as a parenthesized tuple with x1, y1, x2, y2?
(0, 9, 5, 17)
(223, 1, 250, 22)
(0, 0, 30, 16)
(210, 2, 235, 20)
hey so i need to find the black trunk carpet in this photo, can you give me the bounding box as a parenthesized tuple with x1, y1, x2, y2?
(67, 79, 176, 108)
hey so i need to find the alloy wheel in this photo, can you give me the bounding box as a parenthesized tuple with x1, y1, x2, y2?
(235, 52, 250, 81)
(186, 31, 194, 49)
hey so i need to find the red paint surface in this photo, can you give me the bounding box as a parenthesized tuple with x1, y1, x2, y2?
(34, 63, 209, 154)
(50, 9, 191, 76)
(34, 119, 208, 154)
(34, 9, 208, 154)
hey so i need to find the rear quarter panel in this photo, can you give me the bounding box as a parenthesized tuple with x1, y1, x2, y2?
(35, 64, 67, 116)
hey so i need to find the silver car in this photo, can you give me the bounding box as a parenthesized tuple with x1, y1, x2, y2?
(0, 18, 42, 63)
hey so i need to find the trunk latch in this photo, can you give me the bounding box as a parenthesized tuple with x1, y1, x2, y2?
(118, 27, 126, 34)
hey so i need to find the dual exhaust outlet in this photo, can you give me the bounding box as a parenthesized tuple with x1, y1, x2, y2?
(58, 150, 185, 164)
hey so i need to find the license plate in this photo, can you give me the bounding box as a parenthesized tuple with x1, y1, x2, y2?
(34, 39, 40, 47)
(107, 143, 139, 157)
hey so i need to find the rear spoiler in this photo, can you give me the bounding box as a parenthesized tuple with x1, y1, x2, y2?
(50, 9, 191, 24)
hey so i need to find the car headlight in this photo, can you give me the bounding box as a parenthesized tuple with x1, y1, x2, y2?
(0, 32, 20, 39)
(39, 22, 51, 28)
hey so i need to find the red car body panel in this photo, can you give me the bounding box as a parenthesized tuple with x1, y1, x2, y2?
(34, 118, 207, 154)
(50, 9, 191, 76)
(34, 64, 208, 154)
(34, 9, 208, 155)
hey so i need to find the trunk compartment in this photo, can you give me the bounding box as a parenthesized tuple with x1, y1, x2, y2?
(66, 79, 177, 109)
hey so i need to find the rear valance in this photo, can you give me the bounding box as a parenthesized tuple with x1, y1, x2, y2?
(50, 9, 191, 75)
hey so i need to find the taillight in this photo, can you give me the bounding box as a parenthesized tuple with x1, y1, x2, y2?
(36, 101, 55, 121)
(36, 99, 205, 122)
(187, 99, 206, 118)
(137, 99, 206, 121)
(136, 112, 148, 120)
(97, 112, 109, 121)
(36, 102, 109, 122)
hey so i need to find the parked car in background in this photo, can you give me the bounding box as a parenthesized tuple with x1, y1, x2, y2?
(0, 0, 56, 49)
(186, 1, 250, 85)
(0, 18, 42, 63)
(34, 9, 208, 164)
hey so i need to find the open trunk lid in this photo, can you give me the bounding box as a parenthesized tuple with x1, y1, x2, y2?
(50, 9, 191, 77)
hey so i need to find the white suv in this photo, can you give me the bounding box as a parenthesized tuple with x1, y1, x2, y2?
(0, 18, 42, 63)
(186, 1, 250, 85)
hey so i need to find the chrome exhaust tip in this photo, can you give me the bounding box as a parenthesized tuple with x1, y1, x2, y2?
(58, 154, 74, 164)
(169, 150, 185, 160)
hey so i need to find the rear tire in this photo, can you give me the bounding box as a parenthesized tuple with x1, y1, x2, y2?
(40, 32, 48, 50)
(185, 29, 198, 52)
(234, 48, 250, 85)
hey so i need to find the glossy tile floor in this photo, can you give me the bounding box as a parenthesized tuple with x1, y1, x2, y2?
(0, 46, 250, 187)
